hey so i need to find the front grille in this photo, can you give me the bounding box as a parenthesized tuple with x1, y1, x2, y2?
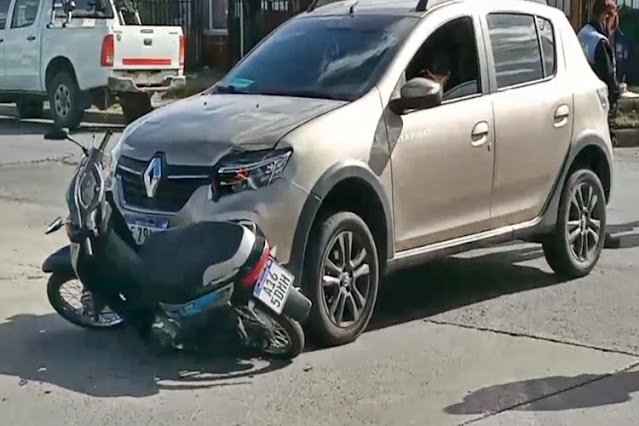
(116, 156, 211, 213)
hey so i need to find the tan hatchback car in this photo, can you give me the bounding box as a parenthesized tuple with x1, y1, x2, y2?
(111, 0, 614, 347)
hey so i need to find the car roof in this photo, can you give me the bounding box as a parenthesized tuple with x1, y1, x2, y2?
(306, 0, 551, 18)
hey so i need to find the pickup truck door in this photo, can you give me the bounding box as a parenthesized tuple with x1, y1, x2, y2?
(4, 0, 41, 91)
(0, 0, 10, 87)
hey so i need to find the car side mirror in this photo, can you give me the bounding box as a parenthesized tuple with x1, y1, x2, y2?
(389, 77, 442, 115)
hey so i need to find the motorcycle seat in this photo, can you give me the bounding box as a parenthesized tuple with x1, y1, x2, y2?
(137, 221, 256, 304)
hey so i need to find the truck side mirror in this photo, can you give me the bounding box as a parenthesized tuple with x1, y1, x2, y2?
(62, 0, 76, 13)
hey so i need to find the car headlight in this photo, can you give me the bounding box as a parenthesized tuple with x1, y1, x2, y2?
(211, 149, 292, 199)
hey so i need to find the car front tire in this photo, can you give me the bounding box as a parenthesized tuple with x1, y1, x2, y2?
(542, 168, 607, 278)
(302, 211, 379, 347)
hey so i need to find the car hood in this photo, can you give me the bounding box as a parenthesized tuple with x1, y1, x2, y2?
(119, 94, 346, 165)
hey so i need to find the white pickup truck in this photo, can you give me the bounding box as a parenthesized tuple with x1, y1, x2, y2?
(0, 0, 185, 129)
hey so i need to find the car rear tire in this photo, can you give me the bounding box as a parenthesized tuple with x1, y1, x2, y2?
(48, 71, 84, 130)
(542, 168, 606, 279)
(16, 97, 44, 119)
(302, 211, 379, 347)
(120, 93, 153, 124)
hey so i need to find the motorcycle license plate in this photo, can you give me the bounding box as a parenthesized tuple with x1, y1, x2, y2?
(253, 257, 294, 315)
(125, 216, 169, 245)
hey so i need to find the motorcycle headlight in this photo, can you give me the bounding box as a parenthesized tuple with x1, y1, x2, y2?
(213, 149, 292, 198)
(77, 167, 99, 208)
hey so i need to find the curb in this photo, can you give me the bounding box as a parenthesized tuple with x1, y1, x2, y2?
(0, 104, 125, 126)
(614, 128, 639, 148)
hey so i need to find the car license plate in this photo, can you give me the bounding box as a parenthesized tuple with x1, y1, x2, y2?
(253, 257, 294, 315)
(125, 216, 169, 245)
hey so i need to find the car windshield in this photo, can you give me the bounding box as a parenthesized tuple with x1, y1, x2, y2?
(214, 14, 418, 101)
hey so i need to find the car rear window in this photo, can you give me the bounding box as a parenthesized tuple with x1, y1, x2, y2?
(215, 14, 419, 102)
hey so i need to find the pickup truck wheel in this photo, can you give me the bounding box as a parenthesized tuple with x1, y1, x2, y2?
(120, 93, 153, 124)
(48, 71, 84, 130)
(16, 98, 43, 119)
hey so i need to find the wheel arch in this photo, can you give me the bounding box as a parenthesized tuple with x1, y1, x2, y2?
(529, 131, 613, 237)
(286, 161, 394, 280)
(44, 56, 77, 93)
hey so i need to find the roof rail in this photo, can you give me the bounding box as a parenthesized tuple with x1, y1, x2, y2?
(415, 0, 428, 11)
(307, 0, 340, 12)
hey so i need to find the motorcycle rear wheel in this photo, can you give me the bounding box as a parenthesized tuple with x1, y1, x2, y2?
(251, 305, 305, 360)
(47, 271, 124, 330)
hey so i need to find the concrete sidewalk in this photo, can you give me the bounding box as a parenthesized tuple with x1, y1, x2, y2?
(0, 95, 176, 127)
(0, 103, 125, 126)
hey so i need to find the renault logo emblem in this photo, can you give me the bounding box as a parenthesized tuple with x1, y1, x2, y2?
(143, 156, 162, 198)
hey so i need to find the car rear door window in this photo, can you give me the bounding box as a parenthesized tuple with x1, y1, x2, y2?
(536, 16, 556, 77)
(486, 13, 544, 89)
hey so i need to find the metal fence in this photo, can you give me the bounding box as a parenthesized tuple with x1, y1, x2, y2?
(138, 0, 207, 70)
(227, 0, 300, 63)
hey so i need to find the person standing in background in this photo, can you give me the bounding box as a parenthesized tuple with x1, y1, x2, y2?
(577, 0, 624, 249)
(578, 0, 622, 111)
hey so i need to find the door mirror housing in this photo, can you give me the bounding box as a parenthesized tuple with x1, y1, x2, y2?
(389, 77, 442, 115)
(62, 0, 76, 13)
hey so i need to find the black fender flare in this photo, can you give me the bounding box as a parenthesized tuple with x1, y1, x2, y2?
(285, 160, 394, 279)
(42, 245, 74, 274)
(532, 131, 613, 236)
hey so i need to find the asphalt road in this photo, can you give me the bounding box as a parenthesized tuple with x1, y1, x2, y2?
(1, 117, 639, 425)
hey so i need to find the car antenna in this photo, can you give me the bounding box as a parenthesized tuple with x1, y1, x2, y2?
(349, 0, 358, 15)
(415, 0, 428, 12)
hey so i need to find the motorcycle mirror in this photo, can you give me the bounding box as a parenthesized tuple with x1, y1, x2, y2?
(44, 127, 88, 155)
(44, 127, 70, 140)
(45, 217, 64, 235)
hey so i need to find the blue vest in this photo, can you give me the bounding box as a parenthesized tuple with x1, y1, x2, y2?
(577, 23, 616, 73)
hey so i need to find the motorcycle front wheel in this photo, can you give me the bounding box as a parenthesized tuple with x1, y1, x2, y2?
(47, 272, 124, 330)
(244, 304, 305, 360)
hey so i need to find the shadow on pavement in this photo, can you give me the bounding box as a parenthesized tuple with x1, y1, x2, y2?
(0, 313, 289, 398)
(444, 370, 639, 414)
(0, 117, 123, 136)
(607, 221, 639, 249)
(368, 245, 559, 332)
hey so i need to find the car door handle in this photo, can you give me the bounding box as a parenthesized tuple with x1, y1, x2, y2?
(554, 104, 570, 128)
(26, 35, 36, 41)
(471, 121, 490, 147)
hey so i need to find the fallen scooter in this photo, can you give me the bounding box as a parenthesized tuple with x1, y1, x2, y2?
(41, 128, 312, 359)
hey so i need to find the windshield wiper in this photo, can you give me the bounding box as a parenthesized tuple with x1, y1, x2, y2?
(215, 84, 248, 94)
(258, 89, 342, 101)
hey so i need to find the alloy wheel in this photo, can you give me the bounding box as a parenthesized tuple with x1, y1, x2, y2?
(54, 84, 71, 118)
(320, 230, 371, 328)
(566, 182, 604, 263)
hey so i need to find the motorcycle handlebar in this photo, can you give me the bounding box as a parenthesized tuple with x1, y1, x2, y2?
(98, 130, 113, 152)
